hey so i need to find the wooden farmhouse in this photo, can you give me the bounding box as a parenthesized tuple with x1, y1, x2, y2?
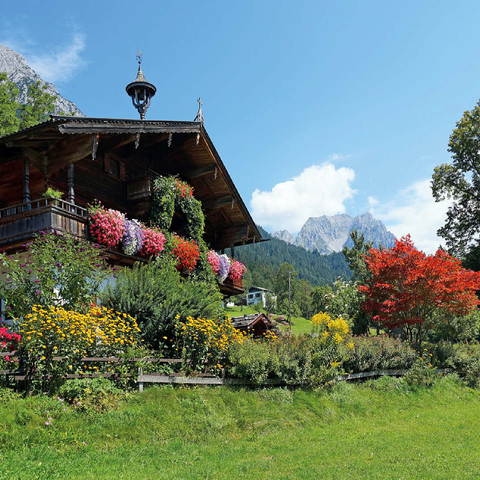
(0, 69, 262, 296)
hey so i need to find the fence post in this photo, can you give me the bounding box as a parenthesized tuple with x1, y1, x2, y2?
(138, 367, 144, 393)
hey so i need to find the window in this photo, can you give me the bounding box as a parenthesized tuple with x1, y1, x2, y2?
(110, 158, 120, 177)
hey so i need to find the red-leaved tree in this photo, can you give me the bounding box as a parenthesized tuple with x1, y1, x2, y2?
(359, 235, 480, 346)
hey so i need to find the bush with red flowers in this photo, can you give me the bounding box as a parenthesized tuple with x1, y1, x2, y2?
(0, 324, 20, 364)
(140, 227, 166, 257)
(88, 202, 125, 249)
(172, 235, 201, 272)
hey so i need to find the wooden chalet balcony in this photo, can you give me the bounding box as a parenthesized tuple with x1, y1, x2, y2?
(0, 198, 88, 249)
(0, 198, 244, 295)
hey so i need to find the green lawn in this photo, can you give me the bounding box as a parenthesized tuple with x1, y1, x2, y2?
(2, 377, 480, 479)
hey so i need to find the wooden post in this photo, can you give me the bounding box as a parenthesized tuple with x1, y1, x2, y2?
(67, 163, 75, 205)
(22, 159, 31, 211)
(138, 367, 144, 393)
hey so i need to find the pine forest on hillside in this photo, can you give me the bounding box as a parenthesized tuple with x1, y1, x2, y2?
(234, 226, 352, 290)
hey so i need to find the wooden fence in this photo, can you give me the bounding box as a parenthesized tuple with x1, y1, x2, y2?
(1, 351, 453, 392)
(0, 351, 183, 390)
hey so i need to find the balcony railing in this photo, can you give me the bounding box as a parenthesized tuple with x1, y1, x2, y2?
(0, 198, 88, 247)
(0, 198, 87, 219)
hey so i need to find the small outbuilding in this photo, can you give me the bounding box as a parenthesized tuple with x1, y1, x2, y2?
(230, 313, 276, 337)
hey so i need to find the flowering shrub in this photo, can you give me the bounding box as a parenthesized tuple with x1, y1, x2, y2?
(19, 305, 141, 392)
(175, 315, 246, 373)
(311, 312, 350, 343)
(122, 219, 144, 256)
(217, 254, 230, 284)
(207, 250, 220, 274)
(88, 202, 125, 248)
(0, 324, 20, 370)
(228, 259, 247, 282)
(172, 235, 200, 272)
(140, 227, 166, 257)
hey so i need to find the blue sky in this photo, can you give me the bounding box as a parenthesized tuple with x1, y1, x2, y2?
(2, 1, 480, 252)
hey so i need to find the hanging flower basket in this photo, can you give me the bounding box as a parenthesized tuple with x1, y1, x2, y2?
(122, 219, 144, 256)
(140, 227, 166, 257)
(88, 202, 125, 249)
(216, 254, 231, 284)
(228, 259, 247, 283)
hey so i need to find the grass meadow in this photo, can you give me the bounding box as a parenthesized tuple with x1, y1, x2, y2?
(1, 376, 480, 479)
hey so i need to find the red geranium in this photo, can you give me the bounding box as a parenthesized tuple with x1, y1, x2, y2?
(172, 235, 200, 272)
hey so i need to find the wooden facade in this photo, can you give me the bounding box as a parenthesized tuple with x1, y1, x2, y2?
(0, 116, 263, 293)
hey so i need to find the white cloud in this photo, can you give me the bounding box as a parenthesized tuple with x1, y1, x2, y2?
(250, 163, 356, 233)
(328, 153, 352, 162)
(370, 179, 452, 254)
(27, 33, 86, 83)
(368, 196, 379, 207)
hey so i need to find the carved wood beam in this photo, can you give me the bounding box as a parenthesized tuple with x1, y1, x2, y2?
(183, 164, 216, 180)
(48, 137, 94, 168)
(108, 134, 138, 151)
(214, 225, 250, 249)
(22, 147, 49, 175)
(202, 195, 233, 211)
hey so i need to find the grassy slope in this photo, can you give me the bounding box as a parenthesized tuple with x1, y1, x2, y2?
(1, 378, 480, 479)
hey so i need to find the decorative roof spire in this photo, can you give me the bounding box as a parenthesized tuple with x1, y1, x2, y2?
(126, 52, 157, 120)
(134, 51, 147, 82)
(194, 97, 204, 124)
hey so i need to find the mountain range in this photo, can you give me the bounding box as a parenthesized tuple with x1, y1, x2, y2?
(272, 213, 396, 254)
(0, 43, 83, 116)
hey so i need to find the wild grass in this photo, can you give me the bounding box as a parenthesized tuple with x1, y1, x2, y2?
(1, 376, 480, 479)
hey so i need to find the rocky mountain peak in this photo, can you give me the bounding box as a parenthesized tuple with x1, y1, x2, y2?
(270, 213, 396, 255)
(0, 43, 83, 116)
(271, 230, 295, 244)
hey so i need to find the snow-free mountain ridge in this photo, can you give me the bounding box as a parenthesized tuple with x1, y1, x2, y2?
(0, 43, 83, 117)
(271, 213, 396, 254)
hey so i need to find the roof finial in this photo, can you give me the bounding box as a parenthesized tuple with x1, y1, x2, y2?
(194, 97, 204, 124)
(126, 53, 156, 120)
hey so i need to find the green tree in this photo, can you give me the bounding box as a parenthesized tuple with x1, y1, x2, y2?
(311, 284, 333, 315)
(0, 73, 20, 136)
(274, 262, 298, 308)
(296, 278, 313, 318)
(342, 230, 373, 282)
(0, 72, 56, 137)
(432, 101, 480, 265)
